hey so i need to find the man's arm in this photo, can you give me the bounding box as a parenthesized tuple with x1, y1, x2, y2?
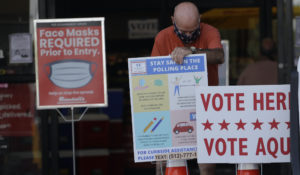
(195, 48, 224, 64)
(170, 47, 224, 64)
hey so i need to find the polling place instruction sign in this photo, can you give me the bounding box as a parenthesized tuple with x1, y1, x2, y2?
(196, 85, 290, 163)
(34, 18, 107, 109)
(128, 54, 207, 162)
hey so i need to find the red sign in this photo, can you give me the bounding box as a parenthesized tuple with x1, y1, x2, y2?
(34, 18, 107, 109)
(0, 84, 34, 136)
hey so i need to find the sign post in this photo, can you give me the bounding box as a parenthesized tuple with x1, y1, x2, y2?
(34, 17, 108, 175)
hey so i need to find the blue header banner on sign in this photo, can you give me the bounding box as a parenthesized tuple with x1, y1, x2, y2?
(129, 55, 205, 76)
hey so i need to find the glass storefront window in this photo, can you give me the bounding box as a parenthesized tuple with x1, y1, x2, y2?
(0, 1, 41, 174)
(202, 7, 277, 85)
(0, 83, 41, 175)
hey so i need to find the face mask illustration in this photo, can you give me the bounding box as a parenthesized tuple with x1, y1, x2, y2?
(44, 59, 97, 89)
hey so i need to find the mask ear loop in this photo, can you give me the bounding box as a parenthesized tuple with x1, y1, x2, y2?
(43, 63, 52, 79)
(90, 62, 98, 76)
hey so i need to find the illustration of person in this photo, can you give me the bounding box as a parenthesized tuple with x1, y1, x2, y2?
(194, 75, 202, 85)
(173, 77, 182, 96)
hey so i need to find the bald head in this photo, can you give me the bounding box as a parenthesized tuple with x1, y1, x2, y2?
(261, 38, 275, 51)
(260, 38, 277, 60)
(172, 2, 200, 30)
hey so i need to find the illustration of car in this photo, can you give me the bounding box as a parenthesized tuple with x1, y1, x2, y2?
(173, 122, 194, 134)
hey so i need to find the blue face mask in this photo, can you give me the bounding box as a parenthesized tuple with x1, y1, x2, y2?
(174, 23, 200, 44)
(46, 59, 97, 89)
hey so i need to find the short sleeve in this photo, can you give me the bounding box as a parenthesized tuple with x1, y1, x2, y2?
(151, 39, 161, 56)
(200, 23, 223, 49)
(207, 28, 222, 49)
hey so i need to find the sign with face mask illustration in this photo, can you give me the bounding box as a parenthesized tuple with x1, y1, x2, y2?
(34, 18, 107, 109)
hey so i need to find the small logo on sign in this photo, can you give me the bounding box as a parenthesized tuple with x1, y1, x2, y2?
(131, 61, 147, 75)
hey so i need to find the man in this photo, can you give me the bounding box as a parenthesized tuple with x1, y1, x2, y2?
(151, 1, 224, 86)
(237, 38, 278, 175)
(151, 1, 224, 175)
(237, 38, 277, 85)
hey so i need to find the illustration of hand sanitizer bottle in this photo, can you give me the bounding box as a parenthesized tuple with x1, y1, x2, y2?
(139, 79, 145, 87)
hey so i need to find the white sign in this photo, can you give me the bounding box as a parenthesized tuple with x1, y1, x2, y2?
(9, 33, 33, 63)
(128, 54, 208, 162)
(196, 85, 290, 163)
(128, 19, 158, 39)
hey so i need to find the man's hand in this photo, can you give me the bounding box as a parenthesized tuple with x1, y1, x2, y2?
(171, 47, 192, 64)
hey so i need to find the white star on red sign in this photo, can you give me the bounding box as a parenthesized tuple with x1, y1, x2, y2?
(269, 118, 280, 130)
(235, 119, 246, 130)
(202, 120, 213, 131)
(252, 118, 263, 130)
(218, 119, 230, 130)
